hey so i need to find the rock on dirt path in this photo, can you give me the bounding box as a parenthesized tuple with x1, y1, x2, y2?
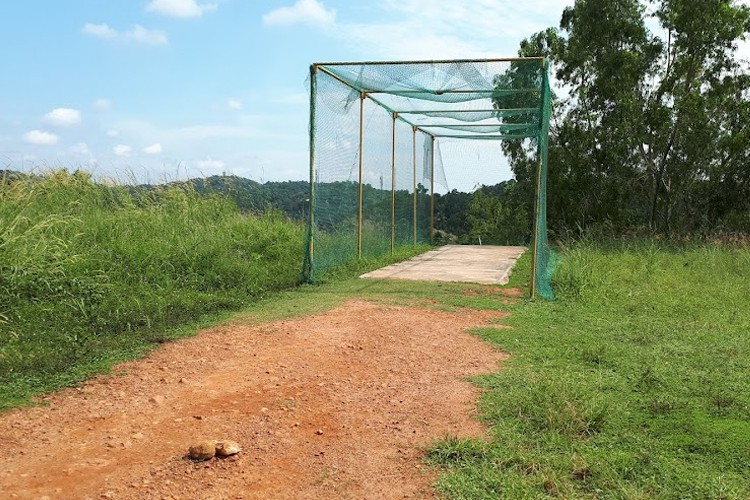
(0, 300, 509, 499)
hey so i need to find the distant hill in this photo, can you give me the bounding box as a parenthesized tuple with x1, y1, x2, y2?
(1, 170, 310, 220)
(168, 175, 310, 220)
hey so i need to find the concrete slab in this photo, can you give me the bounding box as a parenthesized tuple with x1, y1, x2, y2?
(360, 245, 526, 285)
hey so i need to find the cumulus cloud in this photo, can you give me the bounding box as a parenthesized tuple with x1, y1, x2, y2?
(114, 144, 132, 156)
(23, 130, 59, 145)
(262, 0, 336, 27)
(93, 98, 113, 111)
(106, 129, 120, 138)
(146, 0, 217, 18)
(227, 99, 243, 110)
(44, 108, 82, 127)
(197, 158, 225, 170)
(83, 23, 168, 45)
(143, 143, 163, 154)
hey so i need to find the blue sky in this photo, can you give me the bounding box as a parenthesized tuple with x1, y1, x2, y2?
(0, 0, 574, 185)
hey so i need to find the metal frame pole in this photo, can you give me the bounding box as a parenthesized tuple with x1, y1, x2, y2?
(391, 113, 397, 255)
(357, 92, 365, 259)
(412, 126, 417, 245)
(430, 135, 435, 244)
(530, 153, 542, 300)
(305, 65, 317, 281)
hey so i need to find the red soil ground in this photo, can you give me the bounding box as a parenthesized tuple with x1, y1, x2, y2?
(0, 300, 509, 499)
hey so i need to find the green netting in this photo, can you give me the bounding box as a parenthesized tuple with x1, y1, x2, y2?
(305, 58, 553, 299)
(533, 63, 554, 300)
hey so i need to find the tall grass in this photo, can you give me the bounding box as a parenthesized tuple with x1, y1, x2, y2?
(429, 240, 750, 498)
(0, 170, 304, 408)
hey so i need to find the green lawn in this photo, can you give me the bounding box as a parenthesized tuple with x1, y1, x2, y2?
(429, 241, 750, 499)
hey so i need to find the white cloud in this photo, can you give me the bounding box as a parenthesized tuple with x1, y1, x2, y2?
(106, 129, 120, 138)
(69, 142, 91, 155)
(128, 25, 169, 45)
(82, 23, 168, 45)
(197, 158, 225, 170)
(262, 0, 336, 27)
(44, 108, 82, 127)
(268, 0, 565, 59)
(23, 130, 59, 145)
(146, 0, 217, 18)
(93, 98, 113, 111)
(82, 23, 117, 39)
(227, 99, 243, 110)
(114, 144, 132, 156)
(143, 143, 163, 154)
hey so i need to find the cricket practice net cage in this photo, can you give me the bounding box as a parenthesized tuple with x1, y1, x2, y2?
(304, 58, 553, 299)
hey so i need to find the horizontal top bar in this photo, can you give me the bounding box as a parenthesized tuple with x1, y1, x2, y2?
(418, 123, 538, 128)
(434, 134, 537, 140)
(365, 88, 541, 95)
(314, 57, 545, 67)
(397, 108, 540, 114)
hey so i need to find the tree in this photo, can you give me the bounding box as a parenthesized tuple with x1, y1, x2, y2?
(466, 182, 530, 245)
(501, 0, 750, 235)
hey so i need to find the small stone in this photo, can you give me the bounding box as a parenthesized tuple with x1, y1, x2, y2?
(188, 440, 216, 461)
(149, 395, 165, 405)
(315, 429, 324, 435)
(215, 440, 242, 457)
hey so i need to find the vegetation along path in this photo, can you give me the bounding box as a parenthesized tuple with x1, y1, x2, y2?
(0, 296, 514, 499)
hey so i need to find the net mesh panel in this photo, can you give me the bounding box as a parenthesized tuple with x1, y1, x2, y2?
(394, 120, 414, 247)
(307, 59, 553, 299)
(361, 98, 393, 258)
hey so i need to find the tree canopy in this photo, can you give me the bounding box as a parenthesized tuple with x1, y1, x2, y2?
(501, 0, 750, 236)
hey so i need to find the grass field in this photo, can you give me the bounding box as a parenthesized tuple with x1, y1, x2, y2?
(0, 170, 307, 408)
(429, 240, 750, 499)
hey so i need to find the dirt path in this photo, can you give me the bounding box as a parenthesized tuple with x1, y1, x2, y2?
(0, 300, 508, 499)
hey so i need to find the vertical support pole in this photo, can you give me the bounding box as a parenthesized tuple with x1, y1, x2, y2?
(357, 92, 365, 259)
(305, 64, 317, 281)
(430, 135, 435, 245)
(391, 113, 397, 255)
(412, 126, 417, 245)
(529, 153, 542, 300)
